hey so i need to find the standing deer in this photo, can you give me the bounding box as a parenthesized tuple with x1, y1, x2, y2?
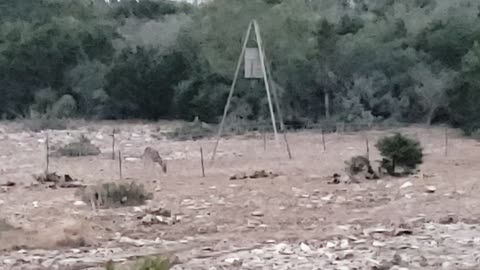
(142, 147, 167, 179)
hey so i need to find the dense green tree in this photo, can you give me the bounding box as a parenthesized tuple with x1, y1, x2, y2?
(1, 0, 480, 134)
(105, 46, 187, 119)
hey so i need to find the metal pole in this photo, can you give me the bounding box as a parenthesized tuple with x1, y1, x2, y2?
(253, 20, 278, 143)
(211, 21, 254, 162)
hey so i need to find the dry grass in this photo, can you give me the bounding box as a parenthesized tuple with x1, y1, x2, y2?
(2, 123, 480, 267)
(78, 182, 153, 209)
(0, 219, 14, 232)
(52, 135, 101, 157)
(22, 117, 68, 132)
(0, 217, 95, 251)
(106, 256, 175, 270)
(167, 118, 214, 141)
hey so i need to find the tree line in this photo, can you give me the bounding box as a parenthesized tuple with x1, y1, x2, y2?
(1, 0, 480, 134)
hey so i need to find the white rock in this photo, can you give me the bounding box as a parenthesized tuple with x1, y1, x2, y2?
(279, 248, 294, 255)
(251, 249, 264, 255)
(3, 259, 15, 265)
(372, 241, 386, 247)
(326, 241, 337, 248)
(300, 242, 312, 252)
(400, 181, 413, 189)
(425, 186, 436, 193)
(118, 236, 155, 247)
(442, 262, 452, 268)
(73, 201, 87, 207)
(141, 214, 155, 225)
(251, 211, 264, 217)
(337, 225, 350, 231)
(321, 194, 334, 201)
(224, 257, 241, 264)
(340, 175, 351, 183)
(0, 200, 4, 205)
(32, 201, 39, 208)
(340, 239, 350, 249)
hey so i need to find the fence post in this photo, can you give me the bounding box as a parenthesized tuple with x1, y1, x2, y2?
(118, 150, 123, 180)
(45, 133, 49, 174)
(263, 129, 267, 152)
(321, 129, 326, 151)
(200, 147, 206, 177)
(283, 132, 293, 160)
(112, 130, 116, 160)
(444, 127, 448, 157)
(366, 136, 370, 160)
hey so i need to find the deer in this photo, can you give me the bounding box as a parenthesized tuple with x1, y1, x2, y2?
(142, 147, 167, 178)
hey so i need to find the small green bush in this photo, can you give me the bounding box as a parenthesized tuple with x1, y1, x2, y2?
(135, 257, 172, 270)
(375, 133, 423, 175)
(79, 182, 153, 209)
(345, 155, 373, 175)
(106, 256, 173, 270)
(50, 94, 77, 118)
(53, 135, 101, 157)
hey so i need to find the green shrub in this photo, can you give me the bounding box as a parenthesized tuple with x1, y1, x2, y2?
(135, 257, 172, 270)
(106, 256, 173, 270)
(345, 155, 373, 175)
(30, 88, 58, 114)
(53, 135, 101, 157)
(79, 182, 153, 209)
(375, 133, 423, 175)
(50, 94, 77, 118)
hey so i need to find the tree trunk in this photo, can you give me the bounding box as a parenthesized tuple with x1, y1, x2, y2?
(426, 107, 435, 126)
(324, 91, 330, 120)
(391, 158, 396, 175)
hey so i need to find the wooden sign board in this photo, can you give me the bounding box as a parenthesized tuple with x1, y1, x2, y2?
(244, 48, 263, 79)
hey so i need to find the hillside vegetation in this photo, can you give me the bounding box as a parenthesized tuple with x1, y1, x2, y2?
(1, 0, 480, 134)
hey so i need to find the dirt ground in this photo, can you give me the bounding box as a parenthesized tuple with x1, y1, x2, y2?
(1, 122, 480, 269)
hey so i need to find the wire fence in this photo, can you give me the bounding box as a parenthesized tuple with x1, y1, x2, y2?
(172, 120, 413, 140)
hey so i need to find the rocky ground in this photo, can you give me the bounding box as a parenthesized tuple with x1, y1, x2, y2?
(0, 121, 479, 269)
